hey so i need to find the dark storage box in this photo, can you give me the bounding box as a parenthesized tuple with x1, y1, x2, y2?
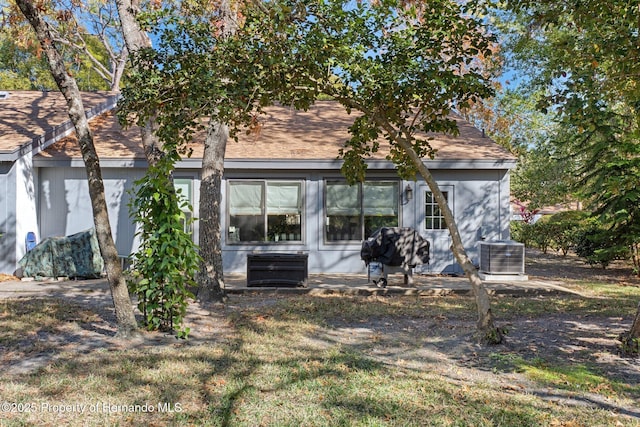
(247, 253, 308, 287)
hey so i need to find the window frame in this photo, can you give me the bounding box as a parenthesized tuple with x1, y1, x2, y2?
(226, 179, 304, 244)
(424, 189, 451, 231)
(324, 179, 400, 243)
(174, 177, 194, 236)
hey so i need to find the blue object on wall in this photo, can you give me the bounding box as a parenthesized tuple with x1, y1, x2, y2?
(26, 232, 37, 251)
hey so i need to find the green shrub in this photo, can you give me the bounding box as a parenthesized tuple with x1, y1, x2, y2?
(128, 158, 200, 338)
(546, 211, 591, 255)
(573, 221, 628, 269)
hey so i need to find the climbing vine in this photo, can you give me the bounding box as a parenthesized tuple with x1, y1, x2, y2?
(127, 155, 200, 338)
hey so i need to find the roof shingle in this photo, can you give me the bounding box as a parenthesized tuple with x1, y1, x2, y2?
(0, 91, 118, 154)
(1, 91, 514, 162)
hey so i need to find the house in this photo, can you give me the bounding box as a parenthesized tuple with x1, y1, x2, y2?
(0, 90, 516, 276)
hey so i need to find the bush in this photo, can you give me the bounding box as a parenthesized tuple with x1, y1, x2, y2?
(512, 210, 592, 256)
(510, 221, 531, 246)
(574, 223, 628, 269)
(128, 159, 200, 338)
(530, 219, 554, 253)
(546, 211, 591, 255)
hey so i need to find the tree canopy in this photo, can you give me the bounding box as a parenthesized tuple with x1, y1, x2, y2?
(2, 0, 127, 91)
(499, 0, 640, 268)
(122, 0, 495, 172)
(119, 0, 504, 341)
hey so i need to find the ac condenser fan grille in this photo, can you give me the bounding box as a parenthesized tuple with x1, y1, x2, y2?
(479, 241, 525, 274)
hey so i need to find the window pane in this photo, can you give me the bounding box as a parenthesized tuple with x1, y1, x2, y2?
(174, 179, 192, 205)
(425, 191, 448, 230)
(267, 183, 301, 214)
(229, 214, 265, 242)
(363, 182, 398, 216)
(425, 205, 433, 217)
(326, 215, 362, 241)
(174, 179, 193, 236)
(326, 183, 359, 215)
(267, 183, 302, 241)
(363, 182, 398, 237)
(326, 182, 361, 241)
(229, 182, 264, 241)
(229, 182, 262, 215)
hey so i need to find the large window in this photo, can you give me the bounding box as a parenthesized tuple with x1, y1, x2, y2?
(425, 191, 449, 230)
(325, 181, 399, 241)
(228, 180, 303, 243)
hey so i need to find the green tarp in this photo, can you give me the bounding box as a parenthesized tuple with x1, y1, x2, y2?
(18, 228, 104, 279)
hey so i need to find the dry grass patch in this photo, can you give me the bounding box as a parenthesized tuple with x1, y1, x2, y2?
(0, 293, 638, 426)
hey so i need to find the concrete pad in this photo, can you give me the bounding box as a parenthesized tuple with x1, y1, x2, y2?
(479, 272, 529, 282)
(0, 272, 581, 300)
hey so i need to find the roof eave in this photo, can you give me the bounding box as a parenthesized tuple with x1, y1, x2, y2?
(34, 156, 517, 170)
(2, 94, 120, 163)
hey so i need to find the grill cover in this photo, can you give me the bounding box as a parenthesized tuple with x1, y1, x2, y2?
(18, 228, 104, 279)
(360, 227, 430, 267)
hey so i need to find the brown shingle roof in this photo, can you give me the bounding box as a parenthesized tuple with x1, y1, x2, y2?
(10, 93, 512, 163)
(0, 91, 118, 155)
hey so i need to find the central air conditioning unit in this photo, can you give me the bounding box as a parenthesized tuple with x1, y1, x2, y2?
(479, 241, 525, 275)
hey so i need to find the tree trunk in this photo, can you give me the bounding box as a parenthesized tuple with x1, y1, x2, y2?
(115, 0, 164, 166)
(16, 0, 138, 338)
(196, 0, 237, 303)
(197, 121, 228, 303)
(394, 136, 503, 344)
(619, 301, 640, 354)
(629, 303, 640, 338)
(110, 53, 127, 92)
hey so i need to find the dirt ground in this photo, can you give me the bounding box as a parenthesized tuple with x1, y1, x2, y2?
(525, 248, 640, 286)
(2, 249, 640, 418)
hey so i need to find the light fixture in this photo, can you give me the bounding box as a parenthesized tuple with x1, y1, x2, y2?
(404, 184, 413, 202)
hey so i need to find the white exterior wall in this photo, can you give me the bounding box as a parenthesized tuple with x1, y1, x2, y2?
(15, 153, 40, 262)
(0, 162, 15, 273)
(413, 170, 511, 274)
(220, 167, 513, 275)
(0, 155, 40, 274)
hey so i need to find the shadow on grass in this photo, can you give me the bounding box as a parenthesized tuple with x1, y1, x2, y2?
(1, 293, 639, 425)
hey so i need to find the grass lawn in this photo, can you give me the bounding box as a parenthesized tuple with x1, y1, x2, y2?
(0, 281, 639, 426)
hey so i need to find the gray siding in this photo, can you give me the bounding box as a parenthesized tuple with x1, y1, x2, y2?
(221, 168, 512, 275)
(32, 164, 512, 276)
(39, 168, 145, 257)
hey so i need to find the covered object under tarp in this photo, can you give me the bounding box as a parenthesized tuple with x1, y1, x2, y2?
(360, 227, 430, 268)
(360, 227, 430, 287)
(18, 228, 104, 279)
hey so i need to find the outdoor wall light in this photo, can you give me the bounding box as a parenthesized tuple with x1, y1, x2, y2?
(404, 184, 413, 202)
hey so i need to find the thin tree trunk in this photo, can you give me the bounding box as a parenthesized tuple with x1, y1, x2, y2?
(394, 136, 502, 344)
(115, 0, 164, 166)
(16, 0, 138, 338)
(197, 122, 228, 303)
(629, 303, 640, 338)
(620, 301, 640, 354)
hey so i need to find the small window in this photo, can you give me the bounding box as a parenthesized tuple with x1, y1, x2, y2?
(228, 180, 303, 243)
(174, 178, 193, 235)
(425, 191, 448, 230)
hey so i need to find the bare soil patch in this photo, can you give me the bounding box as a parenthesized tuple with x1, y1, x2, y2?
(525, 248, 640, 286)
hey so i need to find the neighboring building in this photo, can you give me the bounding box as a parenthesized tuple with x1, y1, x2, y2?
(511, 199, 583, 223)
(1, 91, 516, 276)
